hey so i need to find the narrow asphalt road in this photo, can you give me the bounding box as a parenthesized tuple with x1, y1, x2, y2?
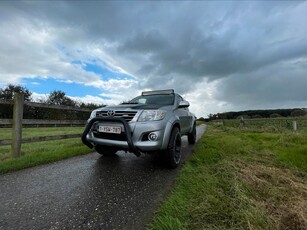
(0, 125, 206, 230)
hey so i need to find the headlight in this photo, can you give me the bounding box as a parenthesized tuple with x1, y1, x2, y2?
(138, 110, 166, 122)
(89, 111, 96, 120)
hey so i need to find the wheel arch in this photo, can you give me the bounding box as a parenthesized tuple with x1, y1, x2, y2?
(188, 120, 197, 133)
(161, 120, 181, 150)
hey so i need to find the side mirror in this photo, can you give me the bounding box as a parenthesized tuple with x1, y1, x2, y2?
(178, 100, 190, 108)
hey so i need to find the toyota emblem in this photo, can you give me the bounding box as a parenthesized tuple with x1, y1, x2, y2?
(107, 110, 115, 117)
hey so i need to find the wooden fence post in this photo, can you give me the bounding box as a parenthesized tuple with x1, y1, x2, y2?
(293, 121, 297, 131)
(12, 93, 24, 158)
(239, 116, 244, 128)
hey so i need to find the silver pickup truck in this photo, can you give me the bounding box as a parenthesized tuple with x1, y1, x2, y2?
(82, 89, 196, 168)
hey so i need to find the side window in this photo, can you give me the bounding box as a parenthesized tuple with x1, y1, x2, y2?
(138, 98, 146, 104)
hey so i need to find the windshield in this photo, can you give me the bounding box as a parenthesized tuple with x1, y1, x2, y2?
(129, 94, 175, 106)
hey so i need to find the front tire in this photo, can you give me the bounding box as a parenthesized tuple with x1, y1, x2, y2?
(165, 127, 182, 169)
(95, 145, 117, 156)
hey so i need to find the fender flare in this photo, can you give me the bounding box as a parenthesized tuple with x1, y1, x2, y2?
(161, 120, 181, 150)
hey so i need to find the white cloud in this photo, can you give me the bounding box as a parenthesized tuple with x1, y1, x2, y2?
(182, 79, 233, 118)
(68, 95, 109, 106)
(85, 78, 138, 91)
(31, 92, 49, 102)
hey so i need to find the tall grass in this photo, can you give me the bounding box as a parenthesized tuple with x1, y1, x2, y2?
(148, 125, 307, 229)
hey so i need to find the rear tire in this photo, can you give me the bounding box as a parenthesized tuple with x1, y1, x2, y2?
(95, 145, 117, 156)
(188, 123, 196, 144)
(165, 127, 182, 169)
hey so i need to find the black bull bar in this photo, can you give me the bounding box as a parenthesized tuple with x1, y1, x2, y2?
(81, 117, 141, 157)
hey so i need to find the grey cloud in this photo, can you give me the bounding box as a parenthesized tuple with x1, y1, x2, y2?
(117, 3, 307, 82)
(1, 1, 307, 115)
(214, 61, 307, 108)
(118, 30, 167, 54)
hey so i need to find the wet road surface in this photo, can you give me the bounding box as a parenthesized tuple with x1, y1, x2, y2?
(0, 125, 206, 230)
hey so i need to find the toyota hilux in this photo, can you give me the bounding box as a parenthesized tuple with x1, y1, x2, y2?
(82, 89, 196, 168)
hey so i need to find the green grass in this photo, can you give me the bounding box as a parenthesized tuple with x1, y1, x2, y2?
(0, 138, 92, 174)
(196, 120, 205, 126)
(0, 126, 91, 174)
(148, 125, 307, 229)
(0, 126, 84, 139)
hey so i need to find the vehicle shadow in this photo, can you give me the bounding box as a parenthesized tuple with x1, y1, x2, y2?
(93, 151, 169, 172)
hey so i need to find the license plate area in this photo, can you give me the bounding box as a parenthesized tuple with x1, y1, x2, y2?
(98, 126, 121, 134)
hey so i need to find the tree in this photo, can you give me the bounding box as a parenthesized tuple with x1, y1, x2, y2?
(79, 102, 105, 110)
(290, 109, 306, 117)
(46, 90, 76, 106)
(270, 113, 282, 118)
(0, 84, 32, 101)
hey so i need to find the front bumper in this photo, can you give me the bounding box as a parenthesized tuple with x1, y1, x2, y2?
(81, 117, 166, 156)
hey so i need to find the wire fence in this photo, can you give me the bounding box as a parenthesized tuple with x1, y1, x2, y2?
(211, 117, 307, 131)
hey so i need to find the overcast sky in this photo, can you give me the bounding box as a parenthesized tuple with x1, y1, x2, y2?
(0, 1, 307, 117)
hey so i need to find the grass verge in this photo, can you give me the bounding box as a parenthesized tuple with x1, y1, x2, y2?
(0, 138, 92, 174)
(0, 127, 92, 174)
(148, 125, 307, 229)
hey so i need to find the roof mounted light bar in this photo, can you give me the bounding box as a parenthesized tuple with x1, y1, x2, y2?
(142, 89, 174, 96)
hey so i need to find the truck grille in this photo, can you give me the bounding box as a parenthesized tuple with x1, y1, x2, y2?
(96, 111, 137, 122)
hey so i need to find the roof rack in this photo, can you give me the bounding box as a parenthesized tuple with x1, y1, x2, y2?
(142, 89, 174, 96)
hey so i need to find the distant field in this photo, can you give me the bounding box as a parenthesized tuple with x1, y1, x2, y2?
(149, 124, 307, 229)
(213, 117, 307, 131)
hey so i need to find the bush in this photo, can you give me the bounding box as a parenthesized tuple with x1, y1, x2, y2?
(270, 113, 282, 118)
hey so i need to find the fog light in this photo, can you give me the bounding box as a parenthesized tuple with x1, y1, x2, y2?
(148, 132, 158, 141)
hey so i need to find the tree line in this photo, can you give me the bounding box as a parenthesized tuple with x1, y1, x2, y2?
(207, 108, 307, 121)
(0, 84, 105, 120)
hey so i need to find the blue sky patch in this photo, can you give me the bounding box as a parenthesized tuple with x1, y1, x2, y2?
(21, 77, 105, 98)
(72, 60, 134, 81)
